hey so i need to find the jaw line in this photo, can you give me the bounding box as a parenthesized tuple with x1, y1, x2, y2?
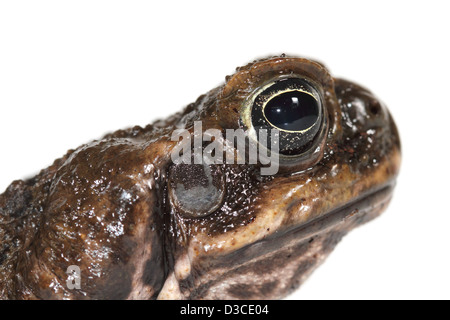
(271, 181, 396, 244)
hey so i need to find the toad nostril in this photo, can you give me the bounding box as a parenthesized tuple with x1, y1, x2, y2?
(369, 101, 381, 115)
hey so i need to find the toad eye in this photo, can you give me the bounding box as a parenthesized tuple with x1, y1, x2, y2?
(250, 77, 324, 155)
(263, 90, 319, 132)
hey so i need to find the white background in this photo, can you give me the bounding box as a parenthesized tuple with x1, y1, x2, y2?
(1, 1, 449, 300)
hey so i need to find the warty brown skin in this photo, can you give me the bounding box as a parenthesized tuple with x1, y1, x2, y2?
(0, 56, 401, 300)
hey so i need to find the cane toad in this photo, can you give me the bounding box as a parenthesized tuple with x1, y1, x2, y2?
(0, 55, 401, 300)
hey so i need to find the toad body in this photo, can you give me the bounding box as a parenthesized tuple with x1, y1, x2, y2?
(0, 56, 401, 300)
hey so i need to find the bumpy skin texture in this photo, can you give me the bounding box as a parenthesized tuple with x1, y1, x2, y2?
(0, 56, 401, 300)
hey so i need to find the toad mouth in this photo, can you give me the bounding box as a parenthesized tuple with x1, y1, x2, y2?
(205, 181, 396, 263)
(273, 181, 397, 244)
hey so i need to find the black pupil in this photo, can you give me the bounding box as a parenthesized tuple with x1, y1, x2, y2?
(263, 91, 319, 131)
